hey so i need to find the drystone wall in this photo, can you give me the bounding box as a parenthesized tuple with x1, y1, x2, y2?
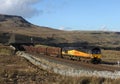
(16, 51, 120, 79)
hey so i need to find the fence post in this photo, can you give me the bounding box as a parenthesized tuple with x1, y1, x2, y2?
(117, 61, 120, 66)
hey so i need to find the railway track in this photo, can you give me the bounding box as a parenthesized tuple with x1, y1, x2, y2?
(28, 52, 120, 72)
(17, 51, 120, 79)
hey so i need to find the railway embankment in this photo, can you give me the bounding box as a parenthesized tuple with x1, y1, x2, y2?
(16, 51, 120, 79)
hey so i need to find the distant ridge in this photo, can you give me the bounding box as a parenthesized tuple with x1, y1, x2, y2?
(0, 14, 63, 36)
(0, 14, 120, 49)
(0, 14, 32, 27)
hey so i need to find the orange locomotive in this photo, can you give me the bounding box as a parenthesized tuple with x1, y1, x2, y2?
(62, 47, 102, 64)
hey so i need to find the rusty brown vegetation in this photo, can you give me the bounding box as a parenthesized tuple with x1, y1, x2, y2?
(0, 54, 120, 84)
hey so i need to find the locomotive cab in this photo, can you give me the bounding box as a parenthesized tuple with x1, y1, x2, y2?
(91, 47, 102, 64)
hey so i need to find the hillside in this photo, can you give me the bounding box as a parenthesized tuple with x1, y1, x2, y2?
(0, 14, 63, 36)
(0, 14, 120, 49)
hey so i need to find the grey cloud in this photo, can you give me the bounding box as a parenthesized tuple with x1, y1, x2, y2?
(0, 0, 42, 18)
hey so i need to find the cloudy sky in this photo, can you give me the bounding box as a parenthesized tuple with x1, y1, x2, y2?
(0, 0, 120, 31)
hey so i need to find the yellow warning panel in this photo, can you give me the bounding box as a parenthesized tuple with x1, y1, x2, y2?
(67, 50, 91, 58)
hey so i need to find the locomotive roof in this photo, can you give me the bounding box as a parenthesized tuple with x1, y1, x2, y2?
(62, 46, 101, 53)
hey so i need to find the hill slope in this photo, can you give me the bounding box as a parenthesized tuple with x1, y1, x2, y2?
(0, 14, 63, 36)
(0, 14, 120, 49)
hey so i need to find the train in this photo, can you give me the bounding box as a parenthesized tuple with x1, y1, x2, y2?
(23, 45, 102, 64)
(62, 47, 102, 64)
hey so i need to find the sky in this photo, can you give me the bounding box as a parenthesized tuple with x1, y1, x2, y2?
(0, 0, 120, 31)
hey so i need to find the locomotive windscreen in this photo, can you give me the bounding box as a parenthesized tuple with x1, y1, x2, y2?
(91, 48, 101, 54)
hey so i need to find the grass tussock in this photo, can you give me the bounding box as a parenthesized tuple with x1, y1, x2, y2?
(0, 46, 14, 56)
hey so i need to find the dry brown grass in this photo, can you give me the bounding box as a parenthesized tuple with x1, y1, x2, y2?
(102, 50, 120, 62)
(0, 46, 14, 56)
(0, 54, 120, 84)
